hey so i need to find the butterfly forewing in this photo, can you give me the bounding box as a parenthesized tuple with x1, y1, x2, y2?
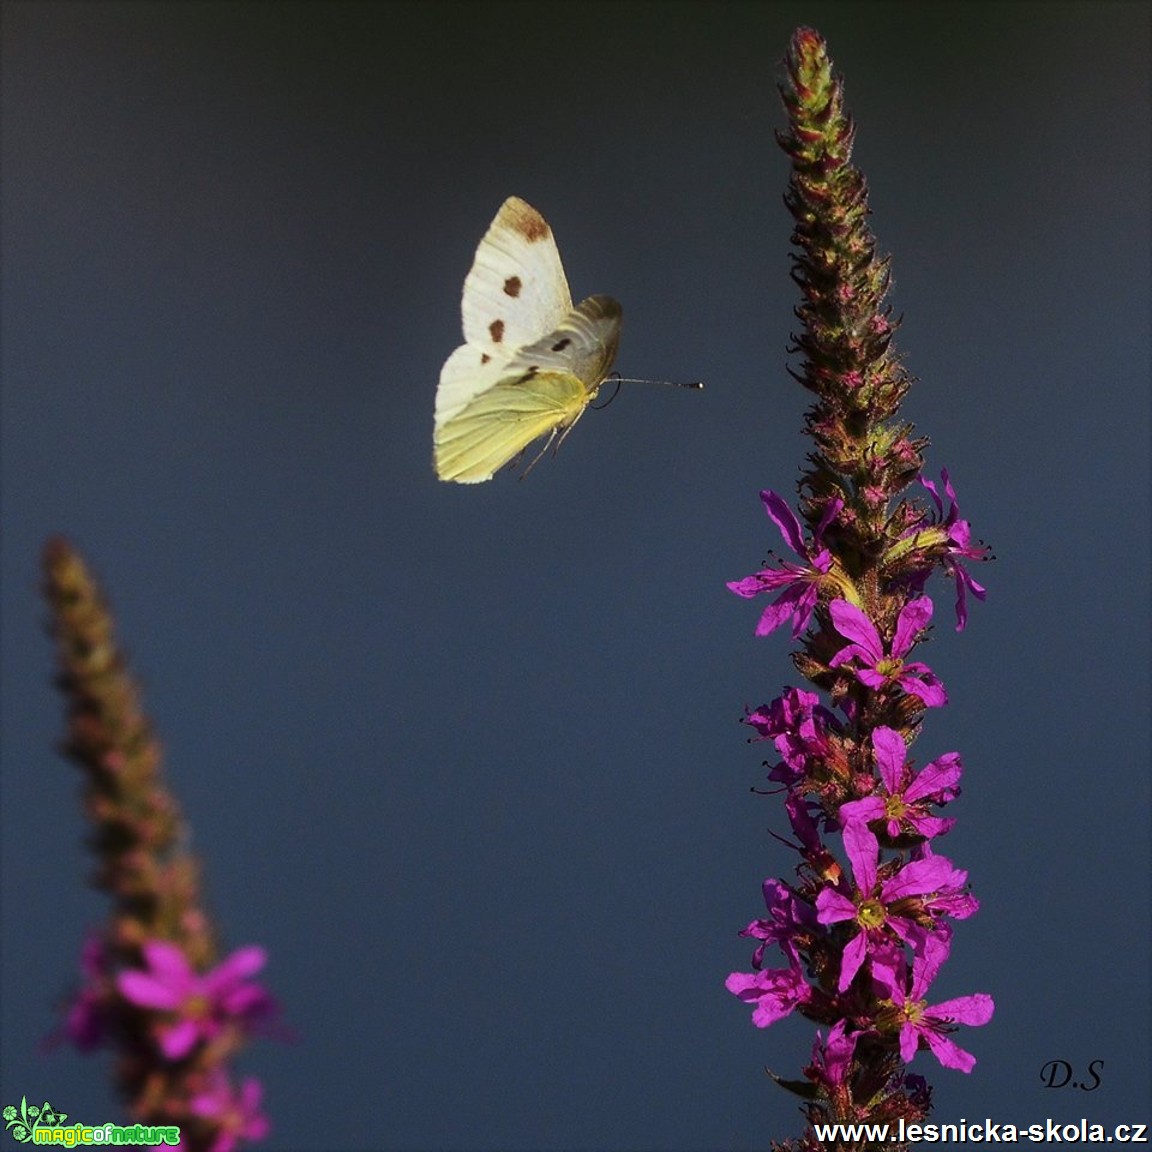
(436, 198, 573, 432)
(461, 197, 573, 356)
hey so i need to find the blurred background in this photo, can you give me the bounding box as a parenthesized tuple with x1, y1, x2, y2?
(2, 2, 1149, 1148)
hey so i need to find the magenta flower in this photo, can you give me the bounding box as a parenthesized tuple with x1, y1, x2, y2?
(59, 933, 112, 1051)
(728, 491, 841, 638)
(918, 470, 989, 631)
(839, 726, 960, 841)
(744, 686, 840, 783)
(807, 1020, 863, 1092)
(873, 935, 994, 1072)
(910, 843, 980, 921)
(816, 822, 967, 991)
(738, 877, 819, 969)
(43, 932, 112, 1055)
(828, 597, 948, 707)
(726, 959, 812, 1028)
(784, 793, 846, 888)
(190, 1074, 271, 1152)
(117, 941, 274, 1061)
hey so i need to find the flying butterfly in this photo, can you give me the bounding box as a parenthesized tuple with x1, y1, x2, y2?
(435, 197, 677, 483)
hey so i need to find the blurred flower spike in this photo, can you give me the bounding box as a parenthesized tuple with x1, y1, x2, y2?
(724, 27, 993, 1144)
(42, 538, 282, 1152)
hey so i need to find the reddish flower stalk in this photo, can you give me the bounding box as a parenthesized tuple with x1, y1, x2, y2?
(725, 29, 993, 1149)
(42, 538, 276, 1152)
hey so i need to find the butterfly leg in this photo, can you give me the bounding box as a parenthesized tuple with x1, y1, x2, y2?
(551, 408, 587, 457)
(518, 426, 562, 480)
(518, 404, 590, 480)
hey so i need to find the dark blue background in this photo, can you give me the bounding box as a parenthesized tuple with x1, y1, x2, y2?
(3, 2, 1149, 1148)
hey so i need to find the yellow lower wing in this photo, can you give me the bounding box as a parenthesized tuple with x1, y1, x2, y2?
(434, 371, 594, 484)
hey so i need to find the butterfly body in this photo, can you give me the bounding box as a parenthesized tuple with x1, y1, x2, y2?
(434, 197, 622, 483)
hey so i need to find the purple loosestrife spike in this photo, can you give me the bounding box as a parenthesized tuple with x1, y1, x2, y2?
(42, 538, 279, 1152)
(725, 28, 992, 1142)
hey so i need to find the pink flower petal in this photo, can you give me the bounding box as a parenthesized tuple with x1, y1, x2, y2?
(829, 600, 882, 658)
(117, 971, 183, 1011)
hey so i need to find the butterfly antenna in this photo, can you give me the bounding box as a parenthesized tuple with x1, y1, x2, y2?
(609, 372, 704, 390)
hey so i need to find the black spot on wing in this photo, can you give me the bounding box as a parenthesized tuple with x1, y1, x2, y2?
(551, 337, 572, 352)
(489, 319, 505, 343)
(503, 276, 522, 298)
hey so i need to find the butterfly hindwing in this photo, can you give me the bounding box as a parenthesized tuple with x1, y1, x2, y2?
(433, 372, 591, 485)
(502, 294, 622, 392)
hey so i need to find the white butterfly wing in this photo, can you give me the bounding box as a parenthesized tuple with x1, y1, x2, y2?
(461, 196, 573, 352)
(435, 197, 573, 431)
(435, 341, 510, 430)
